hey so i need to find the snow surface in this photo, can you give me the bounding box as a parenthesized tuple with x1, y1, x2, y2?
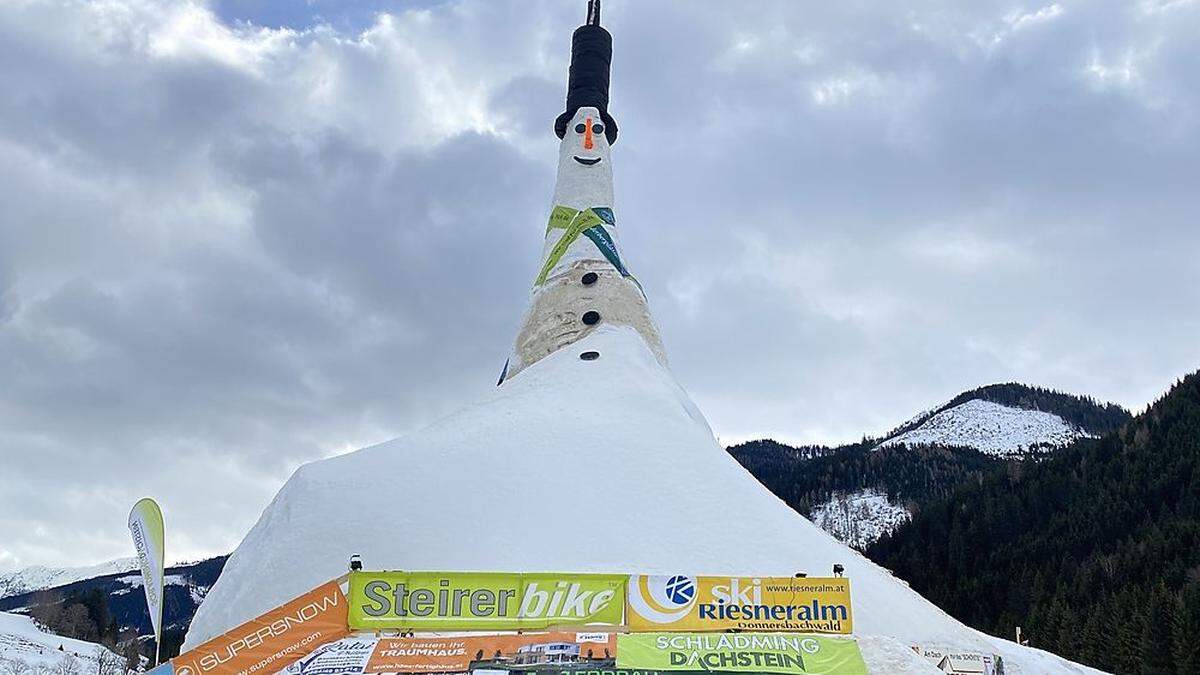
(0, 611, 125, 673)
(185, 327, 1104, 674)
(110, 573, 187, 595)
(810, 490, 912, 550)
(878, 399, 1088, 457)
(0, 558, 138, 600)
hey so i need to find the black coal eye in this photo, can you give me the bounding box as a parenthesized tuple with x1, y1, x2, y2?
(575, 123, 586, 134)
(592, 124, 604, 135)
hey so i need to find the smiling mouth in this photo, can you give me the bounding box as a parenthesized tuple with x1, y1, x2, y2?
(573, 156, 602, 165)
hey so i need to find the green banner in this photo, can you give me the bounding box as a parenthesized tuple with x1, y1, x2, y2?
(348, 571, 625, 630)
(536, 205, 633, 286)
(582, 225, 630, 277)
(615, 633, 867, 675)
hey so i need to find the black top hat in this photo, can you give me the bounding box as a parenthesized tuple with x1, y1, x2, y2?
(554, 2, 619, 144)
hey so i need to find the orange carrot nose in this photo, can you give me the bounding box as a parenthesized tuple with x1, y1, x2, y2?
(584, 116, 594, 149)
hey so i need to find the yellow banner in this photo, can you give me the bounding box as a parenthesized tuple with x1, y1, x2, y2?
(626, 576, 852, 634)
(348, 571, 625, 631)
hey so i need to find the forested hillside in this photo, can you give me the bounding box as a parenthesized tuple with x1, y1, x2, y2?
(728, 383, 1131, 550)
(869, 373, 1200, 674)
(731, 440, 1004, 516)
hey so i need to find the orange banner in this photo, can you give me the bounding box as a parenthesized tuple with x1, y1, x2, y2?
(365, 632, 615, 673)
(173, 580, 349, 675)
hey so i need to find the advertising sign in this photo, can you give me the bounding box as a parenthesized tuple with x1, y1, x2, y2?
(173, 580, 349, 675)
(348, 571, 625, 631)
(127, 498, 166, 663)
(626, 575, 852, 634)
(279, 638, 377, 675)
(368, 632, 615, 673)
(616, 633, 867, 675)
(279, 633, 617, 675)
(913, 646, 999, 675)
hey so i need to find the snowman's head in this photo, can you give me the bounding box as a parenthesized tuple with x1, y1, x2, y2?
(562, 106, 611, 168)
(553, 106, 614, 207)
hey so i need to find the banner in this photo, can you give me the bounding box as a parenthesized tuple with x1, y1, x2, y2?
(279, 638, 377, 675)
(279, 633, 618, 675)
(616, 633, 867, 675)
(536, 206, 629, 285)
(348, 571, 625, 631)
(172, 580, 349, 675)
(626, 576, 852, 634)
(367, 632, 614, 673)
(913, 646, 1000, 675)
(128, 498, 166, 662)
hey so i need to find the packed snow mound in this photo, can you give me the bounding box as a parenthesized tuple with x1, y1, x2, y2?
(877, 399, 1088, 457)
(186, 327, 1102, 674)
(810, 490, 911, 550)
(0, 558, 138, 600)
(0, 611, 125, 674)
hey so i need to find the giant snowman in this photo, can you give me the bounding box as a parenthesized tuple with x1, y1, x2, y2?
(184, 5, 1101, 674)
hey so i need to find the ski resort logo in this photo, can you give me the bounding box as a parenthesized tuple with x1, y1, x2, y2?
(664, 575, 695, 605)
(626, 575, 854, 634)
(627, 575, 698, 623)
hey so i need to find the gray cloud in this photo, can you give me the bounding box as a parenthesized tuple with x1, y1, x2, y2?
(0, 0, 1197, 570)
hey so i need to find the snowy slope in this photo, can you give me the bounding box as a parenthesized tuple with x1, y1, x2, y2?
(810, 490, 912, 550)
(185, 327, 1103, 674)
(111, 573, 210, 608)
(877, 399, 1089, 457)
(0, 559, 138, 600)
(0, 611, 125, 674)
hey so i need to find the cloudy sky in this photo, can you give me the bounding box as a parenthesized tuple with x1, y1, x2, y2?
(1, 0, 1197, 572)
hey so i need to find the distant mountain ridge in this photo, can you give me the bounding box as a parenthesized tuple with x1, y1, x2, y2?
(0, 559, 139, 601)
(878, 399, 1092, 457)
(881, 382, 1131, 442)
(0, 556, 227, 660)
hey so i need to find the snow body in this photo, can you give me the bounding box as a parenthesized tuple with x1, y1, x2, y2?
(878, 399, 1088, 457)
(185, 327, 1101, 674)
(506, 106, 665, 380)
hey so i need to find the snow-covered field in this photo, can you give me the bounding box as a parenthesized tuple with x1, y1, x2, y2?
(0, 559, 137, 600)
(810, 490, 912, 550)
(877, 399, 1089, 457)
(186, 327, 1105, 674)
(0, 612, 125, 675)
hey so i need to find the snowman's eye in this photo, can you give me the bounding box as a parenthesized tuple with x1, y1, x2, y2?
(575, 123, 586, 134)
(592, 124, 604, 135)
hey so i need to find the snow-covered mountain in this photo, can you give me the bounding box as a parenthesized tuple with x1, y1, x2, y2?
(0, 559, 138, 600)
(0, 611, 128, 675)
(876, 398, 1089, 457)
(875, 382, 1130, 457)
(810, 489, 912, 550)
